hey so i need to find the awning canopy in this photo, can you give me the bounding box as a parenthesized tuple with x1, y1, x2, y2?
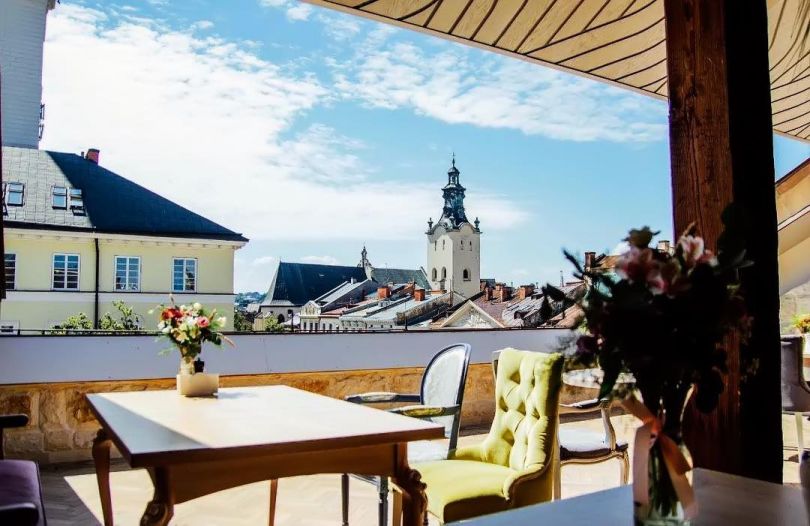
(305, 0, 810, 142)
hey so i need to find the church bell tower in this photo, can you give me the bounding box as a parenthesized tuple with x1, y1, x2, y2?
(426, 156, 481, 298)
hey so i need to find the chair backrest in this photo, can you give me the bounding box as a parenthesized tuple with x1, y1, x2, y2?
(479, 348, 563, 471)
(782, 335, 810, 411)
(420, 343, 471, 449)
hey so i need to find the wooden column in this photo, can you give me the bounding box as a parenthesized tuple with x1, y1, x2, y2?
(664, 0, 782, 481)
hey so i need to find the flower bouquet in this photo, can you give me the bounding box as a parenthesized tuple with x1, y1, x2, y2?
(543, 216, 750, 525)
(153, 299, 232, 396)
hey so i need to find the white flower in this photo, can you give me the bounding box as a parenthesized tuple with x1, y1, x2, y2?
(162, 326, 171, 334)
(216, 316, 227, 326)
(186, 317, 197, 327)
(193, 302, 202, 311)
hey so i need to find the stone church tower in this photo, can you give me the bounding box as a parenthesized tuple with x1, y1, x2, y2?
(426, 157, 481, 298)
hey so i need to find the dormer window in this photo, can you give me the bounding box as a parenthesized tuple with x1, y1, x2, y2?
(69, 188, 84, 210)
(52, 186, 68, 209)
(4, 183, 24, 206)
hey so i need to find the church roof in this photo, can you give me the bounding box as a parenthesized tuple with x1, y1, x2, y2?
(427, 157, 480, 234)
(262, 262, 367, 307)
(369, 267, 430, 289)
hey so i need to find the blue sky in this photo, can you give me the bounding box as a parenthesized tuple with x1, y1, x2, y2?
(40, 1, 810, 292)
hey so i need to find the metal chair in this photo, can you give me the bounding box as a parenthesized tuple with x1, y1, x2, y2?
(342, 343, 471, 526)
(491, 350, 629, 500)
(781, 335, 810, 458)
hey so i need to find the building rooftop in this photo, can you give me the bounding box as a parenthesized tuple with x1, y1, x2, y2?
(262, 262, 367, 307)
(2, 147, 247, 242)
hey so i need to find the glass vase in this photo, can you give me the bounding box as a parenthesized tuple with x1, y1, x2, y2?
(178, 343, 201, 375)
(634, 440, 690, 525)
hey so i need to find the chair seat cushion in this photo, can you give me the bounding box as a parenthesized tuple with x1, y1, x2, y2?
(416, 460, 514, 523)
(0, 460, 45, 526)
(559, 428, 628, 460)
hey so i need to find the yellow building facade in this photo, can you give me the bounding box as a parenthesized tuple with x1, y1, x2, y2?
(2, 230, 242, 331)
(1, 146, 247, 332)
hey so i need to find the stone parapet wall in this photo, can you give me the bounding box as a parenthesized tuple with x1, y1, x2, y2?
(0, 365, 496, 464)
(0, 363, 588, 465)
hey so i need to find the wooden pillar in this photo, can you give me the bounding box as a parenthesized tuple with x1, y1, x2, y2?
(664, 0, 782, 481)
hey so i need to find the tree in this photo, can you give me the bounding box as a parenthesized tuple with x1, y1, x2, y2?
(263, 317, 285, 333)
(233, 309, 254, 332)
(52, 301, 142, 333)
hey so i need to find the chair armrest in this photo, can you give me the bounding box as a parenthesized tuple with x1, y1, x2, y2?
(0, 502, 39, 526)
(503, 460, 553, 501)
(344, 392, 421, 404)
(0, 414, 29, 430)
(559, 399, 608, 415)
(388, 404, 459, 418)
(448, 444, 485, 462)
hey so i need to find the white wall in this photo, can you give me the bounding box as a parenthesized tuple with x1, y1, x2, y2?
(0, 328, 573, 384)
(0, 0, 50, 148)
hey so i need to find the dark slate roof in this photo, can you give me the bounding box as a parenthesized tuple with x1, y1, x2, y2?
(370, 267, 430, 289)
(264, 262, 367, 307)
(2, 147, 247, 241)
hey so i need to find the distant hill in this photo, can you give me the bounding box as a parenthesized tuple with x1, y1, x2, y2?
(235, 292, 264, 309)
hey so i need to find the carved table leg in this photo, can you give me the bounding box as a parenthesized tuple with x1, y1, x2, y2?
(92, 429, 114, 526)
(141, 467, 174, 526)
(392, 443, 428, 526)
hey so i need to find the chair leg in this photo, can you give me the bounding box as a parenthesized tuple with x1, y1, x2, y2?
(268, 479, 278, 526)
(341, 474, 350, 526)
(378, 477, 389, 526)
(392, 488, 402, 526)
(797, 412, 805, 460)
(552, 453, 562, 500)
(620, 451, 630, 485)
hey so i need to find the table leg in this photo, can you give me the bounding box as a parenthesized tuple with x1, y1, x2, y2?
(392, 443, 428, 526)
(141, 467, 174, 526)
(92, 429, 114, 526)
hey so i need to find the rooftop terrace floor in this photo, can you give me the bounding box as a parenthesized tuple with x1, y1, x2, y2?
(40, 413, 806, 525)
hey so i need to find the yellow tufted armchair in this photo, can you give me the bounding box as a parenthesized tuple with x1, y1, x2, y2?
(414, 349, 563, 524)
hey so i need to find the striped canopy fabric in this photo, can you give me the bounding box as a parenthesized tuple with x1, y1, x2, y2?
(305, 0, 810, 142)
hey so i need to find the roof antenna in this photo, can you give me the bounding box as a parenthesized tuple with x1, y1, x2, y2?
(560, 270, 564, 287)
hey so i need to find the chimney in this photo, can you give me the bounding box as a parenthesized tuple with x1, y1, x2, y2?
(414, 288, 426, 301)
(378, 286, 390, 299)
(657, 240, 671, 254)
(584, 252, 596, 270)
(484, 286, 493, 301)
(85, 148, 100, 164)
(402, 282, 416, 297)
(517, 284, 535, 300)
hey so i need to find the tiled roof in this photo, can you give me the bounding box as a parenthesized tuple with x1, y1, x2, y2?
(2, 147, 246, 241)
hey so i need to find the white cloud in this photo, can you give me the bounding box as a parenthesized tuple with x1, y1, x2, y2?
(259, 0, 313, 22)
(317, 12, 362, 42)
(333, 38, 667, 142)
(235, 255, 279, 292)
(190, 20, 214, 31)
(300, 255, 340, 265)
(41, 5, 529, 244)
(285, 3, 313, 21)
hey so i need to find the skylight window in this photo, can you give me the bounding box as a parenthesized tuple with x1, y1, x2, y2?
(5, 183, 24, 206)
(52, 186, 67, 209)
(69, 188, 84, 210)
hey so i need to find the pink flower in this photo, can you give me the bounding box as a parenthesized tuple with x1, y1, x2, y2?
(198, 317, 210, 328)
(616, 247, 664, 294)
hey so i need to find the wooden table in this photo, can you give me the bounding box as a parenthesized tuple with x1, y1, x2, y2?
(454, 468, 810, 525)
(86, 385, 443, 526)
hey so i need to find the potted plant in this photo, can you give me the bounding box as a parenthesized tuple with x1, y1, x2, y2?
(544, 217, 750, 525)
(153, 299, 232, 396)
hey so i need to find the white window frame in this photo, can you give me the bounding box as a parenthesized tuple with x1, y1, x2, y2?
(172, 257, 198, 292)
(52, 186, 67, 209)
(5, 182, 24, 206)
(0, 321, 19, 335)
(114, 256, 141, 291)
(69, 188, 84, 210)
(4, 253, 16, 291)
(52, 253, 80, 290)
